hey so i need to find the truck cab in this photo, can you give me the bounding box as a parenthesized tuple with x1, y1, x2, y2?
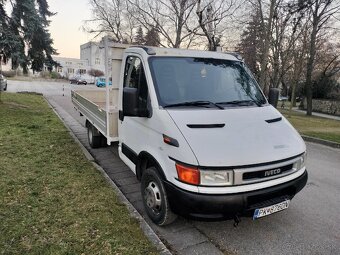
(72, 45, 308, 225)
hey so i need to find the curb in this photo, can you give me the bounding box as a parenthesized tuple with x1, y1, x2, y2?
(45, 97, 172, 255)
(302, 135, 340, 149)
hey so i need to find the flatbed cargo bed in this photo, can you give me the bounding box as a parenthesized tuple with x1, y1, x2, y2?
(71, 89, 119, 142)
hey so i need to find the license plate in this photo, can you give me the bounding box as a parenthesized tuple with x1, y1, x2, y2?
(253, 200, 290, 220)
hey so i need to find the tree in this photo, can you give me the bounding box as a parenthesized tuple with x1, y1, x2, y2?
(304, 0, 340, 115)
(144, 26, 160, 46)
(236, 9, 264, 79)
(134, 26, 145, 45)
(127, 0, 197, 48)
(195, 0, 241, 51)
(88, 68, 104, 78)
(84, 0, 136, 43)
(0, 0, 57, 74)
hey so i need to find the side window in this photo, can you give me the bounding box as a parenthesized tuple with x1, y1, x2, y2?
(123, 56, 149, 110)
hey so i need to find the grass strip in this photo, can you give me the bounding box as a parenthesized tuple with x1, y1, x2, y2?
(280, 109, 340, 144)
(0, 93, 157, 255)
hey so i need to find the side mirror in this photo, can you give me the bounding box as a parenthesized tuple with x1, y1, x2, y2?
(123, 87, 139, 117)
(268, 88, 280, 108)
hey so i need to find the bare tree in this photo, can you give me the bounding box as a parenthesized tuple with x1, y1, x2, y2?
(84, 0, 136, 42)
(288, 25, 309, 117)
(127, 0, 197, 48)
(304, 0, 340, 115)
(88, 68, 104, 78)
(256, 0, 278, 94)
(195, 0, 241, 51)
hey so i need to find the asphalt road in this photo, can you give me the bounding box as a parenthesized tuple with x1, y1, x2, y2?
(6, 80, 340, 254)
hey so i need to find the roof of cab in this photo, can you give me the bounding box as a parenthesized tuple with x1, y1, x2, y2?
(127, 46, 240, 61)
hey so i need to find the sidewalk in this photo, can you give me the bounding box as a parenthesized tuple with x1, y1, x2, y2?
(292, 108, 340, 121)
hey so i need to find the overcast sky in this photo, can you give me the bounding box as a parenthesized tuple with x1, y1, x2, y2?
(49, 0, 92, 58)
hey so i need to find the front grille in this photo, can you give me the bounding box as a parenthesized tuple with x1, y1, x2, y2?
(243, 164, 293, 181)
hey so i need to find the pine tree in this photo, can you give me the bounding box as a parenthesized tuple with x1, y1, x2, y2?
(134, 26, 145, 45)
(0, 0, 57, 73)
(144, 27, 160, 47)
(236, 11, 264, 80)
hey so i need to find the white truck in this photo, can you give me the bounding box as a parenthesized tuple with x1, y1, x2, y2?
(72, 43, 308, 225)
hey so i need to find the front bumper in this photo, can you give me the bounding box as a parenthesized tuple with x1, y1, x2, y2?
(164, 170, 308, 219)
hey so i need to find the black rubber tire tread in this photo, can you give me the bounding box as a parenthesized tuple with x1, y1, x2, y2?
(87, 125, 102, 148)
(141, 167, 177, 226)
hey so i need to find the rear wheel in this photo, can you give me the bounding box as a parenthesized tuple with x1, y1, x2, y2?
(87, 123, 102, 148)
(141, 167, 177, 226)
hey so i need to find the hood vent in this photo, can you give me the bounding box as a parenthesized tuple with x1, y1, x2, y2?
(265, 117, 282, 123)
(187, 124, 225, 128)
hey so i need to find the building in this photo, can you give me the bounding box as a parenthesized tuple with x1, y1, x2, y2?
(1, 36, 129, 82)
(53, 37, 125, 82)
(51, 57, 92, 81)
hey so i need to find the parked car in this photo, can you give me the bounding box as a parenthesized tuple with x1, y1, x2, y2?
(0, 74, 7, 91)
(96, 77, 112, 87)
(69, 77, 87, 85)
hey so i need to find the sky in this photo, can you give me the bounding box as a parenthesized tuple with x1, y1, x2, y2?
(48, 0, 93, 58)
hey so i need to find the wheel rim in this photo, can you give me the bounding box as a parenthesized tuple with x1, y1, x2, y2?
(144, 181, 162, 215)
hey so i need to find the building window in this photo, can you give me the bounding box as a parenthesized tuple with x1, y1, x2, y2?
(95, 58, 100, 65)
(79, 69, 86, 74)
(66, 61, 72, 65)
(57, 67, 62, 73)
(68, 68, 74, 74)
(78, 63, 83, 66)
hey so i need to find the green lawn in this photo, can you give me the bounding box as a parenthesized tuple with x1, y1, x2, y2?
(280, 108, 340, 143)
(0, 93, 157, 255)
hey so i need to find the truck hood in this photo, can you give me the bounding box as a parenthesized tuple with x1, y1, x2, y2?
(167, 106, 305, 167)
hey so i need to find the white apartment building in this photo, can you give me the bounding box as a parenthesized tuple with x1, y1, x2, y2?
(54, 37, 124, 82)
(52, 56, 92, 81)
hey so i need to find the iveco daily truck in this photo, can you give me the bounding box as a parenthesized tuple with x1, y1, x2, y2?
(72, 43, 308, 225)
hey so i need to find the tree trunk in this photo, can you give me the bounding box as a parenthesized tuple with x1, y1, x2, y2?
(258, 0, 276, 95)
(288, 81, 297, 118)
(305, 15, 318, 116)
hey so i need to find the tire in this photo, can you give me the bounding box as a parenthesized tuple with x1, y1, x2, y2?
(141, 167, 177, 226)
(87, 124, 102, 148)
(4, 83, 7, 91)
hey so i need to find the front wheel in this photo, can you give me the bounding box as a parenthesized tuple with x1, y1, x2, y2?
(141, 167, 177, 226)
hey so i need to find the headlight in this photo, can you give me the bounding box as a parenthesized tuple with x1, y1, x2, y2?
(176, 162, 234, 186)
(200, 169, 234, 186)
(294, 153, 306, 170)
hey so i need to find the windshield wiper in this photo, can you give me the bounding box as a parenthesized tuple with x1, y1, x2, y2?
(164, 101, 224, 110)
(217, 100, 262, 107)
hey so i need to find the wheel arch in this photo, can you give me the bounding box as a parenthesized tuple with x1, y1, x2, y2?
(137, 151, 167, 181)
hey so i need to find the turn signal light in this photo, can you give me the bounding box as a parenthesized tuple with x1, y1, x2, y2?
(176, 163, 200, 185)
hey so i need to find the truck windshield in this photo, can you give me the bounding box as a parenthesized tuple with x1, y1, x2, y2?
(148, 57, 266, 108)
